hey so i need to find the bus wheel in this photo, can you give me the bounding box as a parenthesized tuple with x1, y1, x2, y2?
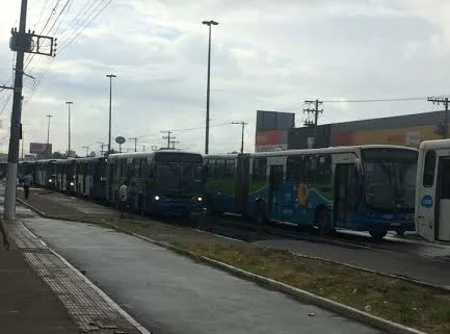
(369, 230, 387, 241)
(316, 207, 331, 235)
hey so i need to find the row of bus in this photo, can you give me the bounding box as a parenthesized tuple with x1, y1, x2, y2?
(14, 140, 450, 243)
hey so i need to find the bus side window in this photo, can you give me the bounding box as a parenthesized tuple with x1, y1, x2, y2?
(303, 155, 317, 183)
(423, 150, 436, 187)
(252, 158, 267, 182)
(224, 160, 234, 179)
(286, 156, 302, 183)
(317, 155, 331, 184)
(216, 159, 225, 179)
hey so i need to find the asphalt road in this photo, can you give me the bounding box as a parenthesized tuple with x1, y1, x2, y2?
(23, 217, 383, 334)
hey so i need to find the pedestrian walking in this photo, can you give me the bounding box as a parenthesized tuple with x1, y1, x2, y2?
(23, 173, 33, 200)
(119, 180, 128, 218)
(0, 218, 9, 250)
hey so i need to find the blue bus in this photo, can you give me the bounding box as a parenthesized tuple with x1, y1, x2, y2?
(204, 145, 418, 240)
(106, 150, 205, 217)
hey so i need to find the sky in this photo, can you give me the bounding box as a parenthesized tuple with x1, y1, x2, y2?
(0, 0, 450, 156)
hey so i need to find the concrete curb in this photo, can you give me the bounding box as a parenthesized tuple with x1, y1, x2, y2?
(18, 196, 450, 294)
(16, 198, 430, 334)
(17, 218, 152, 334)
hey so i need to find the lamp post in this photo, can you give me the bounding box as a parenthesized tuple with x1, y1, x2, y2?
(202, 19, 218, 154)
(106, 74, 116, 155)
(65, 101, 73, 156)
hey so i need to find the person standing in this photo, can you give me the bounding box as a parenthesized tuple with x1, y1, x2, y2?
(23, 173, 33, 200)
(119, 180, 128, 218)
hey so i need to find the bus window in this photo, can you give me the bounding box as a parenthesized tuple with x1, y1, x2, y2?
(304, 156, 317, 183)
(216, 159, 225, 179)
(423, 150, 436, 187)
(317, 155, 331, 184)
(224, 160, 235, 178)
(252, 158, 267, 182)
(286, 156, 302, 182)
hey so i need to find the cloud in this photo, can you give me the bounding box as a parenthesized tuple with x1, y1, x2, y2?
(0, 0, 450, 156)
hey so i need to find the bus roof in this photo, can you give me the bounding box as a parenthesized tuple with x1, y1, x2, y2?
(419, 139, 450, 150)
(108, 150, 202, 160)
(204, 145, 416, 159)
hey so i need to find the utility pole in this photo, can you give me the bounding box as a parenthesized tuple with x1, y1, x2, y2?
(169, 140, 179, 150)
(4, 0, 56, 219)
(161, 130, 173, 149)
(129, 137, 138, 152)
(66, 101, 73, 156)
(142, 145, 146, 152)
(106, 74, 116, 154)
(231, 121, 248, 154)
(428, 96, 449, 138)
(82, 145, 89, 157)
(202, 19, 219, 155)
(303, 99, 323, 148)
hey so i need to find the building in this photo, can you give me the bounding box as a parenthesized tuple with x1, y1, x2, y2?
(255, 110, 295, 152)
(288, 110, 449, 149)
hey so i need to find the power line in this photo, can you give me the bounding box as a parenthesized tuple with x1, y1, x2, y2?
(323, 96, 434, 103)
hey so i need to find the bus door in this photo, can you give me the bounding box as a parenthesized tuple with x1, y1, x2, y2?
(334, 163, 358, 228)
(235, 154, 250, 214)
(268, 164, 284, 220)
(436, 157, 450, 241)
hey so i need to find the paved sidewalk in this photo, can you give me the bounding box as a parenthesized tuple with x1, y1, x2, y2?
(0, 229, 79, 334)
(0, 187, 148, 334)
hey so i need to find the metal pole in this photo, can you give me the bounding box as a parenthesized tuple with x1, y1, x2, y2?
(46, 114, 52, 144)
(106, 74, 116, 154)
(240, 123, 244, 154)
(66, 101, 73, 156)
(202, 20, 218, 155)
(445, 98, 449, 139)
(205, 25, 211, 154)
(4, 0, 28, 220)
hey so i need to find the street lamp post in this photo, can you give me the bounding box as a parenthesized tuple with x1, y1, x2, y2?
(66, 101, 73, 157)
(106, 74, 116, 155)
(202, 19, 218, 155)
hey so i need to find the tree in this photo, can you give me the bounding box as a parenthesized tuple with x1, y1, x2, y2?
(52, 152, 64, 159)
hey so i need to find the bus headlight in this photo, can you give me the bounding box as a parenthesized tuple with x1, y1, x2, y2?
(197, 196, 203, 202)
(154, 195, 160, 201)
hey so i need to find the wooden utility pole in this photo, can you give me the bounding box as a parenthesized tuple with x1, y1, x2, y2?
(232, 121, 248, 153)
(161, 131, 174, 149)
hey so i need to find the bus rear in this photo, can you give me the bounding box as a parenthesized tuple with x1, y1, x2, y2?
(359, 146, 417, 238)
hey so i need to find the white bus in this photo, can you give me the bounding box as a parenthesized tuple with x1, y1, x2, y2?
(416, 139, 450, 242)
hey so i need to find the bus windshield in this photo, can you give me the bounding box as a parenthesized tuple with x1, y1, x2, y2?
(155, 162, 203, 193)
(362, 148, 418, 212)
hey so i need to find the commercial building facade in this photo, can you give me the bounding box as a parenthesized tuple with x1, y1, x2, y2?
(288, 110, 449, 150)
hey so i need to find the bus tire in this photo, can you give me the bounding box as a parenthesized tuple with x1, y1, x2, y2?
(369, 230, 387, 241)
(315, 206, 331, 235)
